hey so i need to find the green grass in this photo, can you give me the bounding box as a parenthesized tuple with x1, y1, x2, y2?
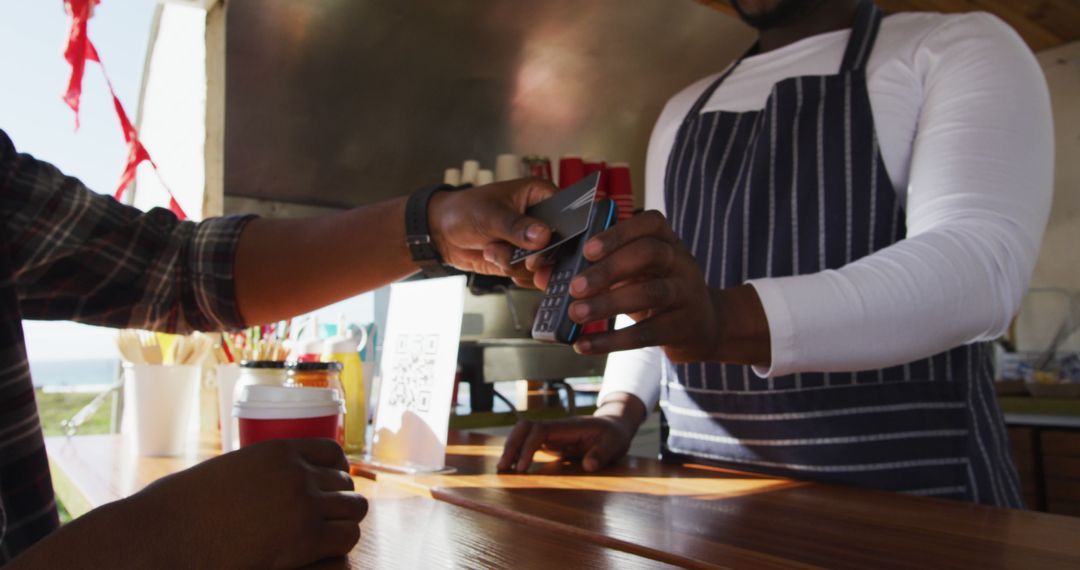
(35, 389, 115, 437)
(37, 389, 116, 523)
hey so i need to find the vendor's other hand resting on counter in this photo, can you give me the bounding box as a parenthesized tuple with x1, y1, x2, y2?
(501, 0, 1051, 512)
(0, 127, 555, 568)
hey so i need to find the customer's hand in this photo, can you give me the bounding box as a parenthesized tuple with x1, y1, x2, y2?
(429, 178, 557, 288)
(135, 438, 365, 568)
(497, 393, 646, 473)
(9, 439, 365, 569)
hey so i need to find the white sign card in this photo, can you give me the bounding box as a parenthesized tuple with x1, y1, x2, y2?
(370, 275, 465, 471)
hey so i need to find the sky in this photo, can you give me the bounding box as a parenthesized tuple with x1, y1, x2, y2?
(0, 1, 156, 364)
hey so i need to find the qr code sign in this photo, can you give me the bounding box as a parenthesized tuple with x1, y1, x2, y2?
(387, 333, 439, 413)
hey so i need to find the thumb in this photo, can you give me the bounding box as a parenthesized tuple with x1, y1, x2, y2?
(582, 442, 618, 473)
(485, 180, 556, 250)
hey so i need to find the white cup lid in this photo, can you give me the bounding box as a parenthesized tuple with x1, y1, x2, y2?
(234, 385, 343, 420)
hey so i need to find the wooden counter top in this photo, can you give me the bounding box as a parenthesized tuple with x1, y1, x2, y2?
(48, 432, 1080, 569)
(45, 435, 674, 569)
(357, 432, 1080, 569)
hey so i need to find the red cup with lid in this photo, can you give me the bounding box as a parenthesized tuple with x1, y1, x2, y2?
(234, 385, 344, 447)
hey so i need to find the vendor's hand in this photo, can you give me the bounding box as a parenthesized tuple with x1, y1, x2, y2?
(429, 178, 557, 288)
(134, 439, 366, 568)
(497, 394, 645, 473)
(563, 210, 723, 362)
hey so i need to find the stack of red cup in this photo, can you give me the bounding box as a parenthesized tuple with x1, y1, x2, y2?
(582, 159, 611, 336)
(558, 156, 585, 189)
(605, 163, 634, 222)
(583, 160, 608, 200)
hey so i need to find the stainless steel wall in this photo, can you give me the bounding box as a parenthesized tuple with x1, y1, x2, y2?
(224, 0, 753, 210)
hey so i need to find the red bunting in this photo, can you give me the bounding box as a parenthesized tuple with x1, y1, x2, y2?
(62, 0, 187, 220)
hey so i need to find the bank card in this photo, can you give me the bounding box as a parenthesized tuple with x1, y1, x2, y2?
(509, 171, 599, 264)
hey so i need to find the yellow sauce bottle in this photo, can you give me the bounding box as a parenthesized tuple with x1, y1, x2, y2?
(322, 331, 365, 456)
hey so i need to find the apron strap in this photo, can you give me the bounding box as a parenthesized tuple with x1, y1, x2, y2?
(682, 42, 760, 122)
(683, 1, 883, 124)
(839, 0, 884, 72)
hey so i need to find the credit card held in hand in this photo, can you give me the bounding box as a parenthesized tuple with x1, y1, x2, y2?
(509, 172, 599, 265)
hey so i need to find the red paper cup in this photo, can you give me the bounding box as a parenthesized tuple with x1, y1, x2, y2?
(583, 321, 608, 334)
(583, 160, 608, 200)
(523, 155, 553, 181)
(234, 385, 344, 447)
(558, 156, 585, 189)
(606, 164, 634, 220)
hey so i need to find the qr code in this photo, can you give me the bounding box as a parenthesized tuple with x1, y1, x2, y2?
(387, 333, 439, 413)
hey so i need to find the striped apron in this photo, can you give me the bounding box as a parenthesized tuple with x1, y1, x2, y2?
(660, 1, 1022, 507)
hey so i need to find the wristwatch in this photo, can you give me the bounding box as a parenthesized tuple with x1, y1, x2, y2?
(405, 184, 456, 278)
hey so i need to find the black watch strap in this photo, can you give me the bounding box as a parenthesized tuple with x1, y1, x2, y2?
(405, 184, 455, 278)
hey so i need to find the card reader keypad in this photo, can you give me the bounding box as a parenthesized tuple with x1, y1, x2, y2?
(534, 270, 574, 335)
(530, 198, 615, 344)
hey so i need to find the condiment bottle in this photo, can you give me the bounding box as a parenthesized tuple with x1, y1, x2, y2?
(322, 331, 366, 456)
(286, 361, 345, 446)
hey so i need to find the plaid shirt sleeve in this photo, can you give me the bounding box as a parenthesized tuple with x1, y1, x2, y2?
(0, 131, 255, 333)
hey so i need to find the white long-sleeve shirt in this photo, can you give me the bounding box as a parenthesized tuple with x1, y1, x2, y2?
(599, 11, 1053, 411)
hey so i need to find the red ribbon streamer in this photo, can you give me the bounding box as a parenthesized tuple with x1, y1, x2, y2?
(63, 0, 187, 220)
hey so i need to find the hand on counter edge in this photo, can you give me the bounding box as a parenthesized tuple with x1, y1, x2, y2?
(429, 178, 558, 288)
(497, 392, 647, 474)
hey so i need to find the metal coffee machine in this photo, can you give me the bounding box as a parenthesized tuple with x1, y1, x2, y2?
(459, 275, 607, 413)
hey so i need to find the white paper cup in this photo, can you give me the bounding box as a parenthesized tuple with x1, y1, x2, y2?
(495, 154, 522, 182)
(124, 364, 200, 457)
(461, 160, 480, 184)
(216, 363, 242, 452)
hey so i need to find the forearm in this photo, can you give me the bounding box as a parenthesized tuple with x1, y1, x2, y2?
(234, 197, 417, 325)
(710, 284, 771, 367)
(746, 220, 1037, 377)
(594, 391, 648, 430)
(8, 497, 171, 568)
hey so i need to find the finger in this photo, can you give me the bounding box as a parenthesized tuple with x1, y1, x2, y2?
(574, 313, 680, 355)
(533, 265, 552, 290)
(542, 440, 586, 459)
(581, 210, 678, 263)
(296, 439, 350, 471)
(479, 181, 555, 250)
(497, 420, 535, 471)
(570, 237, 678, 299)
(318, 491, 369, 522)
(567, 278, 678, 324)
(524, 249, 558, 273)
(502, 263, 538, 286)
(484, 242, 516, 270)
(314, 467, 356, 492)
(312, 521, 362, 561)
(518, 178, 558, 208)
(582, 442, 620, 473)
(515, 423, 550, 473)
(455, 250, 511, 277)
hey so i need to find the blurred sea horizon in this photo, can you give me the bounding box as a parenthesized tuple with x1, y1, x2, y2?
(29, 358, 119, 391)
